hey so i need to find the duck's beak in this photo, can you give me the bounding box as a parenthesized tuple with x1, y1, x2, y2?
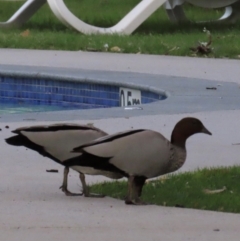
(201, 126, 212, 135)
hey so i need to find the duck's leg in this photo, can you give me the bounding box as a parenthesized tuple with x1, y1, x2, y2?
(59, 167, 83, 196)
(125, 176, 135, 204)
(79, 173, 105, 198)
(125, 176, 146, 205)
(135, 176, 146, 198)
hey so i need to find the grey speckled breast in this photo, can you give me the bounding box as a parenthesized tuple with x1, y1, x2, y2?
(167, 145, 187, 173)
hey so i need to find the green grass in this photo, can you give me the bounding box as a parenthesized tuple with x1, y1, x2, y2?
(90, 166, 240, 213)
(0, 0, 239, 58)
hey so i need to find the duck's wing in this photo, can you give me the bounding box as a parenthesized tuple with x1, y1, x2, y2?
(72, 129, 145, 154)
(5, 124, 107, 162)
(12, 123, 107, 135)
(70, 129, 170, 178)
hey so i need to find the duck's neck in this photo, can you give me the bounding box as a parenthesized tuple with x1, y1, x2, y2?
(167, 144, 187, 173)
(171, 131, 187, 149)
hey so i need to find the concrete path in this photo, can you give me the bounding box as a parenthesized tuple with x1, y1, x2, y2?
(0, 49, 240, 241)
(0, 49, 239, 82)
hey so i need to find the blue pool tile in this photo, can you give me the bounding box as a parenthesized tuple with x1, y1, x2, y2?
(0, 76, 163, 112)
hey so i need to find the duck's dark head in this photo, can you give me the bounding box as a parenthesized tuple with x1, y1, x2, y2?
(171, 117, 212, 147)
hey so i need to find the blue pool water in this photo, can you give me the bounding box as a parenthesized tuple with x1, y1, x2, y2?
(0, 75, 166, 114)
(0, 103, 84, 114)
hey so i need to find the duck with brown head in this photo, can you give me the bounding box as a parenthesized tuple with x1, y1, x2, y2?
(70, 117, 212, 205)
(171, 117, 212, 148)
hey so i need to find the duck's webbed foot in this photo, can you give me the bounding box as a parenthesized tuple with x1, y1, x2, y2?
(125, 198, 147, 205)
(59, 185, 83, 196)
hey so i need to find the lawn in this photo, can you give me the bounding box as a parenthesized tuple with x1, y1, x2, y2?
(0, 0, 239, 58)
(90, 166, 240, 213)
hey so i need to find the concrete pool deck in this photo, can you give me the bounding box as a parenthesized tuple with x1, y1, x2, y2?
(0, 49, 240, 241)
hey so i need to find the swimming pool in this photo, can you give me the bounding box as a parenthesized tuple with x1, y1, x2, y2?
(0, 103, 84, 114)
(0, 74, 167, 114)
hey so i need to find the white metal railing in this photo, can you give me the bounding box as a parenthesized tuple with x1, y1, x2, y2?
(0, 0, 239, 34)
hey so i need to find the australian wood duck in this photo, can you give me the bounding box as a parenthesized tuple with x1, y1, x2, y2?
(69, 117, 212, 204)
(5, 124, 123, 197)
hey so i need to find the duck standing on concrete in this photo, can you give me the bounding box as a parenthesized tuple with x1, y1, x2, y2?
(69, 117, 212, 204)
(5, 124, 123, 197)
